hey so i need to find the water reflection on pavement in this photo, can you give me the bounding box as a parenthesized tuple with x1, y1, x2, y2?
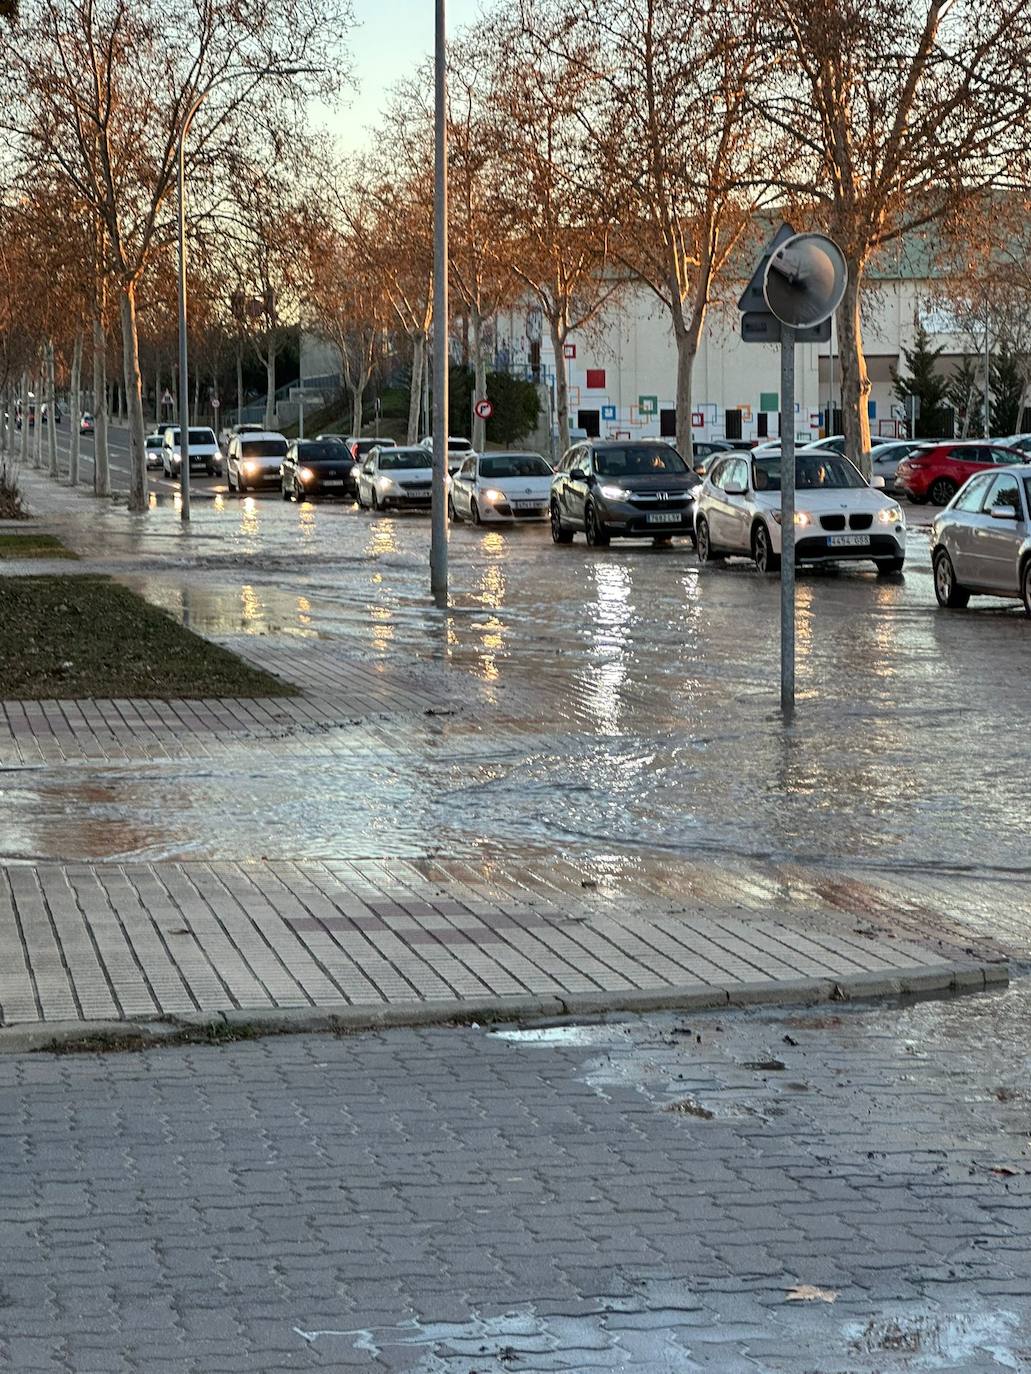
(4, 495, 1029, 907)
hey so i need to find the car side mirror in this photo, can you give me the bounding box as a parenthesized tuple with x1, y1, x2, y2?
(569, 468, 587, 481)
(990, 504, 1017, 520)
(724, 480, 746, 496)
(870, 474, 886, 489)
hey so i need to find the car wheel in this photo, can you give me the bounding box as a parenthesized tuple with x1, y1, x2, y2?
(551, 502, 573, 544)
(752, 521, 781, 575)
(875, 556, 905, 574)
(471, 499, 482, 525)
(929, 478, 956, 506)
(281, 482, 290, 501)
(696, 517, 723, 564)
(584, 502, 609, 547)
(206, 465, 214, 477)
(1022, 559, 1031, 617)
(933, 548, 970, 608)
(447, 494, 457, 522)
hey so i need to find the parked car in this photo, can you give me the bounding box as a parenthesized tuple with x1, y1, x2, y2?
(995, 434, 1031, 456)
(281, 439, 357, 501)
(894, 441, 1026, 505)
(79, 412, 94, 435)
(550, 440, 699, 546)
(694, 450, 906, 574)
(690, 439, 736, 477)
(804, 434, 893, 456)
(314, 434, 347, 445)
(866, 440, 925, 491)
(162, 426, 220, 478)
(931, 466, 1031, 615)
(225, 431, 288, 493)
(448, 452, 553, 524)
(356, 445, 433, 511)
(144, 431, 165, 468)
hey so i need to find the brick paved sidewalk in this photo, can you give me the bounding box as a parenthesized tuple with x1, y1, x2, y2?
(0, 858, 1004, 1042)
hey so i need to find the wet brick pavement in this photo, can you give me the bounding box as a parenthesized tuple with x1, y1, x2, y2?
(2, 986, 1031, 1371)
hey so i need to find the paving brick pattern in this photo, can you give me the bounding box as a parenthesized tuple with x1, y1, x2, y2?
(1, 991, 1030, 1371)
(0, 858, 981, 1028)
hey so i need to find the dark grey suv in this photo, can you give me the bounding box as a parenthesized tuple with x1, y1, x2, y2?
(550, 440, 700, 546)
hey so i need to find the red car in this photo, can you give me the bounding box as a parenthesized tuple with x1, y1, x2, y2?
(894, 441, 1026, 505)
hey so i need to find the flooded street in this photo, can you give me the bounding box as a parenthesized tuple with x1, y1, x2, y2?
(2, 492, 1029, 932)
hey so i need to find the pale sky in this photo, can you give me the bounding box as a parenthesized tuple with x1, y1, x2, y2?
(327, 0, 483, 153)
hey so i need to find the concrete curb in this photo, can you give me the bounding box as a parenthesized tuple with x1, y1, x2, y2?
(0, 959, 1007, 1055)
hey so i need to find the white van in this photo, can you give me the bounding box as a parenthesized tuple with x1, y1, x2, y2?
(162, 427, 220, 478)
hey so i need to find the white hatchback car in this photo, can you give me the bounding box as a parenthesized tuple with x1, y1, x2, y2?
(162, 426, 220, 478)
(356, 445, 434, 511)
(448, 452, 553, 524)
(695, 450, 906, 574)
(225, 430, 288, 493)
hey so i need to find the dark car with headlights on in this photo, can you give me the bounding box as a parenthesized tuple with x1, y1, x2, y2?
(281, 439, 358, 501)
(550, 440, 699, 546)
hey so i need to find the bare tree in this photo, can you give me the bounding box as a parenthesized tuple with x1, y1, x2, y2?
(762, 0, 1031, 467)
(7, 0, 353, 509)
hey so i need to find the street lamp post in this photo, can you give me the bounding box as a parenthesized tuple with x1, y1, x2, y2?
(429, 0, 449, 605)
(177, 91, 207, 524)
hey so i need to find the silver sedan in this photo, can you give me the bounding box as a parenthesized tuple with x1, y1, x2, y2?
(931, 466, 1031, 615)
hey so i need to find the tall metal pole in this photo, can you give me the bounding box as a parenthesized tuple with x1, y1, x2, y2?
(177, 124, 191, 522)
(983, 296, 991, 439)
(429, 0, 449, 605)
(780, 325, 796, 719)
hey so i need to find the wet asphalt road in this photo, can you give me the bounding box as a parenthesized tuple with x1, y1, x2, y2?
(6, 447, 1029, 909)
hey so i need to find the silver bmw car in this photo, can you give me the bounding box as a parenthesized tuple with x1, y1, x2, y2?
(930, 465, 1031, 615)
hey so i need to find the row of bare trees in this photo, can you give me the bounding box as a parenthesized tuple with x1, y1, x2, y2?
(4, 0, 1031, 498)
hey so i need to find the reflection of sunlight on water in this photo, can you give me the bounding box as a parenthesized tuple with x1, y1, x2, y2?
(371, 603, 394, 653)
(476, 563, 508, 688)
(480, 531, 505, 558)
(479, 563, 506, 610)
(584, 562, 633, 733)
(240, 497, 259, 538)
(796, 584, 814, 663)
(366, 520, 399, 556)
(298, 505, 317, 541)
(297, 595, 312, 629)
(148, 492, 158, 511)
(173, 492, 182, 515)
(240, 584, 263, 627)
(213, 494, 225, 513)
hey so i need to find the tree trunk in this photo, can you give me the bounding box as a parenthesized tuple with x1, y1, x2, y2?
(672, 301, 704, 466)
(837, 255, 873, 475)
(46, 341, 58, 478)
(264, 342, 276, 428)
(236, 346, 243, 427)
(33, 374, 43, 468)
(118, 282, 148, 512)
(350, 384, 364, 437)
(407, 333, 424, 444)
(69, 333, 82, 486)
(549, 316, 570, 457)
(93, 311, 111, 497)
(471, 304, 488, 451)
(19, 373, 29, 467)
(192, 371, 200, 426)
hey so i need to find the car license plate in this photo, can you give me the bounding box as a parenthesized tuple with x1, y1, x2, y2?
(827, 533, 870, 547)
(514, 500, 544, 509)
(323, 479, 344, 487)
(409, 487, 431, 495)
(646, 512, 680, 524)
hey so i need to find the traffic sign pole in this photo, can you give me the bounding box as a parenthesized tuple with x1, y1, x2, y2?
(780, 325, 796, 719)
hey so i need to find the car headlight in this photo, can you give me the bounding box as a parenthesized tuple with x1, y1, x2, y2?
(350, 464, 361, 479)
(242, 460, 258, 475)
(481, 488, 506, 502)
(878, 505, 903, 524)
(599, 484, 631, 500)
(297, 467, 315, 483)
(378, 476, 399, 491)
(769, 510, 812, 526)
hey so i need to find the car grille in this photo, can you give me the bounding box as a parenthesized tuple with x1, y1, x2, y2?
(399, 480, 430, 490)
(629, 491, 694, 510)
(820, 514, 846, 531)
(850, 513, 873, 530)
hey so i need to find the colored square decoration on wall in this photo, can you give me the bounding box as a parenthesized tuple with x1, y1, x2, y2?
(601, 404, 617, 421)
(760, 392, 778, 412)
(628, 406, 646, 427)
(691, 411, 704, 427)
(638, 394, 658, 416)
(567, 386, 581, 408)
(614, 430, 631, 440)
(563, 343, 576, 359)
(586, 369, 606, 389)
(739, 405, 753, 423)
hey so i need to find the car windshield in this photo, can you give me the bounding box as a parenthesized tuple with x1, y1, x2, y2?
(594, 444, 690, 476)
(752, 454, 867, 491)
(295, 443, 340, 462)
(479, 455, 551, 478)
(379, 449, 428, 471)
(240, 439, 287, 457)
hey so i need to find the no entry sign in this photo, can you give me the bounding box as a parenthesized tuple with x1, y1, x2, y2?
(474, 398, 493, 420)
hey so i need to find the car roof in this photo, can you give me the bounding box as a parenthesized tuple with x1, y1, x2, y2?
(234, 430, 286, 441)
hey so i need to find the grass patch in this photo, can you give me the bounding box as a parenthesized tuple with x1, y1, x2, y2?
(0, 576, 297, 698)
(0, 532, 77, 559)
